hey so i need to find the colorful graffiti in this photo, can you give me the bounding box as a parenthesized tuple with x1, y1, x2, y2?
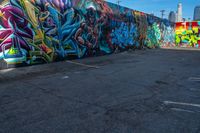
(0, 0, 174, 68)
(175, 21, 200, 48)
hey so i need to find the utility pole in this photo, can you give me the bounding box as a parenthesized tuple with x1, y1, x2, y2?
(116, 0, 121, 12)
(160, 10, 165, 19)
(150, 11, 154, 16)
(117, 0, 121, 6)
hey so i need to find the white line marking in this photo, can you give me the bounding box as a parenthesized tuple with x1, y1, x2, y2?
(0, 68, 15, 73)
(161, 47, 200, 51)
(171, 108, 195, 113)
(62, 76, 69, 79)
(164, 101, 200, 108)
(188, 77, 200, 82)
(189, 88, 200, 92)
(66, 60, 100, 69)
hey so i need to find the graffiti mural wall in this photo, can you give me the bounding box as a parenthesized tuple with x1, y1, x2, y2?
(0, 0, 175, 68)
(175, 21, 200, 48)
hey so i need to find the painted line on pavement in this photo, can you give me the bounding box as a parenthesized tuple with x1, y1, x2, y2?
(171, 108, 195, 113)
(189, 88, 200, 92)
(62, 76, 69, 79)
(188, 77, 200, 82)
(164, 101, 200, 108)
(66, 60, 100, 69)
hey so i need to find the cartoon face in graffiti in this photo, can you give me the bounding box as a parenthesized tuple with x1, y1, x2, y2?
(75, 18, 98, 50)
(74, 2, 113, 55)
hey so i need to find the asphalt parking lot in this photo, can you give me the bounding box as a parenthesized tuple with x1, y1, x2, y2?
(0, 48, 200, 133)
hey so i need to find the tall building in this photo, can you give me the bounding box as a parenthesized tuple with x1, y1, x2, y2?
(193, 6, 200, 21)
(168, 11, 176, 22)
(177, 3, 183, 22)
(176, 12, 178, 22)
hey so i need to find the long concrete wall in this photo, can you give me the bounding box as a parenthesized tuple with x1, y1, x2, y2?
(175, 21, 200, 48)
(0, 0, 175, 69)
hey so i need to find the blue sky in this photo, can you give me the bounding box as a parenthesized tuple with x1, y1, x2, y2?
(106, 0, 200, 20)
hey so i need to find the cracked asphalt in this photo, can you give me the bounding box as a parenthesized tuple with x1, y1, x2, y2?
(0, 48, 200, 133)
